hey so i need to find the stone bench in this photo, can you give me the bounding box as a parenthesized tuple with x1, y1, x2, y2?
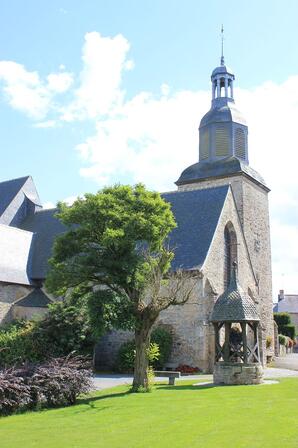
(154, 371, 181, 385)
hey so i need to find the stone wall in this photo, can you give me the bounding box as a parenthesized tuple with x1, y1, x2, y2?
(157, 276, 215, 373)
(178, 174, 274, 363)
(0, 283, 32, 324)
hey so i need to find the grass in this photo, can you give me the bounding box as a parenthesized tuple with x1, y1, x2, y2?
(1, 378, 298, 448)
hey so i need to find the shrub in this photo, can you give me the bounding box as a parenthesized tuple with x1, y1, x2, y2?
(26, 356, 92, 407)
(0, 356, 92, 416)
(274, 313, 291, 327)
(278, 334, 286, 346)
(151, 327, 173, 369)
(0, 303, 95, 368)
(0, 321, 38, 367)
(116, 340, 161, 373)
(0, 369, 31, 416)
(280, 324, 296, 340)
(176, 364, 200, 374)
(116, 340, 136, 372)
(274, 313, 296, 340)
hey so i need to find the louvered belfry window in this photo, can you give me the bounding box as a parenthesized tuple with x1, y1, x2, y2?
(215, 124, 229, 156)
(235, 127, 246, 159)
(200, 128, 210, 160)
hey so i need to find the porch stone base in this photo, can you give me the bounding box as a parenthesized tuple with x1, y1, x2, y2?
(213, 362, 263, 385)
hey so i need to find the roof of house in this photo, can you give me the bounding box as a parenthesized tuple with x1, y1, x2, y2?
(14, 288, 52, 308)
(276, 295, 298, 313)
(20, 208, 67, 279)
(162, 185, 229, 270)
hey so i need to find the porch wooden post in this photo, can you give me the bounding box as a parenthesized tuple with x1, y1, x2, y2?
(241, 322, 248, 363)
(224, 323, 231, 362)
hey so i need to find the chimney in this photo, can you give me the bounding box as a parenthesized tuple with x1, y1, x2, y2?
(278, 289, 285, 302)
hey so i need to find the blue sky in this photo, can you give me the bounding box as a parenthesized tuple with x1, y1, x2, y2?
(0, 0, 298, 296)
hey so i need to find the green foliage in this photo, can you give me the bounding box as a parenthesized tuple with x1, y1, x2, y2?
(0, 321, 38, 366)
(116, 340, 136, 373)
(116, 340, 160, 373)
(278, 334, 286, 346)
(115, 327, 173, 372)
(274, 312, 291, 326)
(46, 184, 176, 334)
(151, 327, 173, 369)
(0, 302, 95, 367)
(274, 313, 296, 339)
(146, 343, 160, 363)
(280, 324, 296, 339)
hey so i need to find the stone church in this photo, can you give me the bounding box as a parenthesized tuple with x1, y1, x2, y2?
(0, 55, 274, 371)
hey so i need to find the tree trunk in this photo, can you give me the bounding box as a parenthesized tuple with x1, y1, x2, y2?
(132, 319, 154, 391)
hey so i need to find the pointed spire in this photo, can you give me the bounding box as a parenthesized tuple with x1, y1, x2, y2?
(221, 24, 225, 66)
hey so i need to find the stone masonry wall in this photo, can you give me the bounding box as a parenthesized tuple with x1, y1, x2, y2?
(179, 174, 274, 362)
(0, 283, 32, 324)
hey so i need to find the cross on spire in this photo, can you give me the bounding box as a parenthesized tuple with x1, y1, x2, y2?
(221, 24, 225, 66)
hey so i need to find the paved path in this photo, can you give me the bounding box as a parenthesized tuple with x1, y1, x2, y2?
(272, 353, 298, 371)
(93, 365, 298, 390)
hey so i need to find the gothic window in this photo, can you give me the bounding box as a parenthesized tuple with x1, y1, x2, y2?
(234, 127, 246, 159)
(224, 222, 237, 289)
(215, 124, 229, 156)
(200, 128, 210, 160)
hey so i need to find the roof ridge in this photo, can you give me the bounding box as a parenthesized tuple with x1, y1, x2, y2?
(0, 175, 30, 186)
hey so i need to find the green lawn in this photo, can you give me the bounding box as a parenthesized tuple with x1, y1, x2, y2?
(1, 378, 297, 448)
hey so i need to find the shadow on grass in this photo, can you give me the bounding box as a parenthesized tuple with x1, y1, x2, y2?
(155, 383, 216, 391)
(76, 389, 132, 407)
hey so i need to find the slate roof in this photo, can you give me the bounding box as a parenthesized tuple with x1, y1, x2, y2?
(162, 185, 229, 270)
(176, 156, 268, 190)
(211, 265, 259, 322)
(0, 176, 29, 216)
(275, 295, 298, 313)
(14, 288, 52, 308)
(15, 185, 229, 280)
(20, 209, 67, 279)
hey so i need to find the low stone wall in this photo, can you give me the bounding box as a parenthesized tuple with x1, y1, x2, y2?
(213, 362, 263, 385)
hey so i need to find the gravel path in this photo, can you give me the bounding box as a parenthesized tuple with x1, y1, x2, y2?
(92, 364, 298, 390)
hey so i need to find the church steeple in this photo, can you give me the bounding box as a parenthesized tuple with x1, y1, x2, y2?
(198, 38, 248, 165)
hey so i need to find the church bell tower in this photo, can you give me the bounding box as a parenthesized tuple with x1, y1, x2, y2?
(176, 33, 274, 362)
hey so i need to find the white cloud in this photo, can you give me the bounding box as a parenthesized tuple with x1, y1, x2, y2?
(0, 61, 51, 119)
(46, 72, 73, 93)
(34, 120, 57, 128)
(0, 61, 73, 120)
(62, 32, 132, 121)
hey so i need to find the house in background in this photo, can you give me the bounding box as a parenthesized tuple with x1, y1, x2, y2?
(274, 290, 298, 334)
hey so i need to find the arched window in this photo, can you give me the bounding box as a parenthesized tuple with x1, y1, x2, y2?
(224, 222, 237, 289)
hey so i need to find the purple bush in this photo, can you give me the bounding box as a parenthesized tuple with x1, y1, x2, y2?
(0, 368, 31, 415)
(0, 355, 92, 416)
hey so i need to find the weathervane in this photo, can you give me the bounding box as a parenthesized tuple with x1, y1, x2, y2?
(221, 24, 225, 66)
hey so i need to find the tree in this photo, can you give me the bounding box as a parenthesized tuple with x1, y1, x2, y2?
(46, 184, 197, 391)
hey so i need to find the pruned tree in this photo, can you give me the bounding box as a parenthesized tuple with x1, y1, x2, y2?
(46, 184, 197, 391)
